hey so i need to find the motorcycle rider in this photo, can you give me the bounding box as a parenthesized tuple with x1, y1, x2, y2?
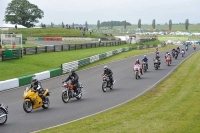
(63, 69, 79, 95)
(30, 76, 46, 102)
(177, 46, 180, 53)
(134, 59, 143, 75)
(181, 48, 185, 54)
(154, 53, 161, 65)
(171, 48, 175, 57)
(166, 52, 172, 64)
(103, 65, 114, 85)
(142, 55, 148, 69)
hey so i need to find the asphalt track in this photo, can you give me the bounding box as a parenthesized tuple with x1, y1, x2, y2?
(0, 46, 198, 133)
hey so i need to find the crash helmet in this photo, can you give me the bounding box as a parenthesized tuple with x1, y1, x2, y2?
(32, 76, 38, 86)
(104, 65, 108, 70)
(69, 69, 75, 76)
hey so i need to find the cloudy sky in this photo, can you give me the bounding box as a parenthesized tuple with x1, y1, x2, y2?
(0, 0, 199, 25)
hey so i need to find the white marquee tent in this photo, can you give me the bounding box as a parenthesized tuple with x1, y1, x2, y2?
(0, 24, 27, 29)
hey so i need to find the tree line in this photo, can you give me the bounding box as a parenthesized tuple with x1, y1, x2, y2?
(4, 0, 190, 31)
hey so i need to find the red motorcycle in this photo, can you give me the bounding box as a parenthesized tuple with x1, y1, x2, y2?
(166, 56, 171, 66)
(61, 79, 83, 103)
(193, 45, 196, 50)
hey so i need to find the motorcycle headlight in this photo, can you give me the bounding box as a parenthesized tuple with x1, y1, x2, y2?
(24, 93, 28, 97)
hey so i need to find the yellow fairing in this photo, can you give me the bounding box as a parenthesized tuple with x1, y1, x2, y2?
(23, 88, 43, 109)
(43, 89, 49, 96)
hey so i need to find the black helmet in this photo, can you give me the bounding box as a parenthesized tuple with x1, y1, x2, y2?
(69, 69, 75, 76)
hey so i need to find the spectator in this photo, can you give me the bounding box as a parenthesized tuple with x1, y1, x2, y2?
(15, 24, 17, 29)
(98, 38, 101, 44)
(90, 30, 92, 35)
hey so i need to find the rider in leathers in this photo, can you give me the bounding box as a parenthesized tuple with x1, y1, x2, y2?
(103, 66, 114, 85)
(142, 55, 148, 69)
(30, 76, 46, 102)
(63, 69, 79, 95)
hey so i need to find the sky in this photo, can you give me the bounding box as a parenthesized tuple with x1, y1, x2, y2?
(0, 0, 199, 25)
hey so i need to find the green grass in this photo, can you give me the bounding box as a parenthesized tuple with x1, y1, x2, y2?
(7, 28, 107, 38)
(38, 49, 200, 133)
(157, 35, 200, 41)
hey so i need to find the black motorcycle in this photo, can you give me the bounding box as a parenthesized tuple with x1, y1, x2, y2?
(102, 75, 113, 92)
(0, 103, 8, 125)
(175, 51, 178, 59)
(154, 59, 160, 70)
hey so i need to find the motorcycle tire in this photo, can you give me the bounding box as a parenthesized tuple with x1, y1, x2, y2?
(62, 91, 70, 103)
(76, 91, 82, 100)
(42, 97, 50, 109)
(102, 82, 107, 92)
(23, 101, 33, 113)
(0, 108, 7, 125)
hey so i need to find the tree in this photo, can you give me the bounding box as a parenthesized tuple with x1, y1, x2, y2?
(4, 0, 44, 28)
(185, 19, 189, 31)
(97, 20, 100, 30)
(138, 19, 141, 28)
(51, 22, 54, 27)
(169, 19, 172, 30)
(124, 20, 126, 29)
(152, 19, 156, 29)
(111, 20, 113, 29)
(85, 21, 88, 29)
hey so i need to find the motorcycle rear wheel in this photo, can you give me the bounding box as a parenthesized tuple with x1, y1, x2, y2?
(23, 101, 33, 113)
(102, 82, 107, 92)
(42, 97, 50, 109)
(0, 108, 7, 125)
(62, 91, 70, 103)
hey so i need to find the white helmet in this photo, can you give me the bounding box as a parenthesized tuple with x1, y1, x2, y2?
(104, 65, 108, 70)
(144, 55, 146, 57)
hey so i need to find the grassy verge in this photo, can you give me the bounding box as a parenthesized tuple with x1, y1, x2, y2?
(38, 49, 200, 133)
(0, 44, 176, 81)
(7, 28, 107, 38)
(158, 35, 200, 41)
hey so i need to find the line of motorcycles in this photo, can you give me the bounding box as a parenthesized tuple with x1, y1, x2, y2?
(1, 46, 197, 125)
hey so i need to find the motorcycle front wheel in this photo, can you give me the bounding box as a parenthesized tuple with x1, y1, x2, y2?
(102, 82, 107, 92)
(42, 97, 50, 109)
(0, 108, 7, 125)
(76, 91, 82, 100)
(23, 101, 33, 113)
(62, 91, 70, 103)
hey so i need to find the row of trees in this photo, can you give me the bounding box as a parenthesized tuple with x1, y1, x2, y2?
(4, 0, 191, 31)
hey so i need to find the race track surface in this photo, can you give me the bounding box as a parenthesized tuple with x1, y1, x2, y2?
(0, 46, 198, 133)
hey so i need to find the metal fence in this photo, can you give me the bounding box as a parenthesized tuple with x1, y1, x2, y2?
(23, 41, 126, 55)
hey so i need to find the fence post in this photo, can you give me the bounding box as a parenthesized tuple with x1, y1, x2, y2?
(81, 44, 82, 49)
(45, 46, 47, 52)
(54, 45, 56, 52)
(35, 47, 37, 54)
(62, 45, 64, 51)
(69, 44, 70, 50)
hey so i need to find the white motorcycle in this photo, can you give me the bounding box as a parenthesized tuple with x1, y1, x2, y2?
(0, 103, 8, 125)
(133, 64, 141, 79)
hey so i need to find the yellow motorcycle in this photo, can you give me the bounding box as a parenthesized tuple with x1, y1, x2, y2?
(23, 87, 50, 113)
